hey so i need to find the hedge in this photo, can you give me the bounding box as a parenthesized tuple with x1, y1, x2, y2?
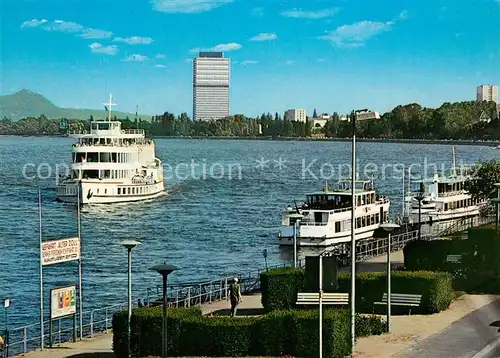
(113, 306, 385, 357)
(404, 227, 500, 293)
(260, 267, 453, 315)
(260, 267, 304, 312)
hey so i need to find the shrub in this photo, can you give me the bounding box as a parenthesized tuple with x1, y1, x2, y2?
(113, 306, 382, 357)
(404, 228, 500, 293)
(260, 267, 304, 312)
(355, 314, 387, 337)
(335, 270, 453, 314)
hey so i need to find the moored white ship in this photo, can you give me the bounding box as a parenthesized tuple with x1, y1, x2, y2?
(56, 95, 165, 204)
(405, 147, 487, 224)
(278, 179, 390, 247)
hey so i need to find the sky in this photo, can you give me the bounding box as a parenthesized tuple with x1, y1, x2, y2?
(1, 0, 500, 117)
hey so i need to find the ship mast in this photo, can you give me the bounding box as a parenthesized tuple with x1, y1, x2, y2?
(103, 93, 117, 122)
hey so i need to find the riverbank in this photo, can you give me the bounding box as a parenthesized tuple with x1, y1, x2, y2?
(2, 134, 500, 147)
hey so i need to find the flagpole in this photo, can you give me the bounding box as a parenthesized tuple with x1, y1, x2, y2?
(39, 188, 44, 350)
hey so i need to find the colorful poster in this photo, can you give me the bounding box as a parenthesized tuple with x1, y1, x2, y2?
(51, 286, 77, 319)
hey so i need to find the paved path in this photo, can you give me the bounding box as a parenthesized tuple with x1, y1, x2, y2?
(393, 297, 500, 358)
(21, 333, 113, 358)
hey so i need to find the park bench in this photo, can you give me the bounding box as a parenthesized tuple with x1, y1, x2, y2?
(446, 254, 462, 263)
(296, 292, 349, 306)
(374, 293, 422, 314)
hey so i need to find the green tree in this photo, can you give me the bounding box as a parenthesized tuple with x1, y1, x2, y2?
(467, 159, 500, 200)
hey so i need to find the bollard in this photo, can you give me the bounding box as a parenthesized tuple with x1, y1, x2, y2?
(23, 327, 27, 354)
(90, 311, 94, 337)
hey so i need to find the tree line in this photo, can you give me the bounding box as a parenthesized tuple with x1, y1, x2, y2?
(1, 100, 499, 140)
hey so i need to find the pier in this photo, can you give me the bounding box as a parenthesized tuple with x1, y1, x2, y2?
(4, 214, 494, 357)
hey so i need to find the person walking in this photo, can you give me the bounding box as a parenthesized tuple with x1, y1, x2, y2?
(229, 277, 242, 317)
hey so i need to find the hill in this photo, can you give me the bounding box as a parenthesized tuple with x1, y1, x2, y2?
(0, 89, 150, 121)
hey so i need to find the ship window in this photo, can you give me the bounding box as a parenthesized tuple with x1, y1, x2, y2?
(111, 153, 117, 163)
(444, 203, 448, 211)
(118, 188, 121, 195)
(87, 152, 98, 162)
(335, 222, 341, 233)
(97, 189, 99, 194)
(127, 187, 131, 194)
(375, 213, 380, 223)
(105, 189, 107, 194)
(356, 217, 361, 229)
(100, 153, 111, 162)
(371, 215, 375, 225)
(75, 152, 86, 163)
(82, 170, 98, 179)
(132, 188, 135, 194)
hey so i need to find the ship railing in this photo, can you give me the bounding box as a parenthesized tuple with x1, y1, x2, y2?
(437, 191, 467, 198)
(300, 221, 329, 226)
(122, 129, 145, 135)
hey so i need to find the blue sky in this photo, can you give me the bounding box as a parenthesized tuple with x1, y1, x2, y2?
(2, 0, 499, 117)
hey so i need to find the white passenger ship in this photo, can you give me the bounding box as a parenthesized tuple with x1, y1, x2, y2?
(405, 148, 487, 224)
(57, 95, 164, 204)
(278, 179, 390, 247)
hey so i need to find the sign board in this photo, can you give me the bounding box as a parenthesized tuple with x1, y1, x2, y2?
(50, 286, 76, 319)
(304, 256, 338, 293)
(41, 237, 80, 266)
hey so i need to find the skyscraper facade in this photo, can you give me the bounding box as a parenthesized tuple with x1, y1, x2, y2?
(476, 85, 498, 103)
(193, 52, 230, 121)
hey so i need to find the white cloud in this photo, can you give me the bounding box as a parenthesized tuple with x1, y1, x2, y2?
(151, 0, 232, 13)
(155, 64, 167, 68)
(20, 19, 47, 28)
(284, 60, 295, 65)
(45, 20, 84, 32)
(89, 43, 118, 55)
(281, 8, 339, 19)
(241, 60, 258, 65)
(249, 33, 277, 41)
(113, 36, 154, 45)
(156, 54, 166, 59)
(190, 42, 242, 53)
(122, 54, 149, 62)
(80, 28, 113, 39)
(251, 7, 264, 17)
(319, 11, 408, 48)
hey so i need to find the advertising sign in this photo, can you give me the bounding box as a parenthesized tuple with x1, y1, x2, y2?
(41, 237, 80, 266)
(50, 286, 76, 319)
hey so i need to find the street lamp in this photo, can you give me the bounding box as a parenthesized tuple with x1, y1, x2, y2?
(379, 223, 400, 333)
(150, 263, 178, 358)
(122, 240, 141, 358)
(415, 190, 425, 239)
(3, 298, 10, 357)
(290, 213, 303, 268)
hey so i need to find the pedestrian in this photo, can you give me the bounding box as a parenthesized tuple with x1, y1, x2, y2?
(229, 277, 242, 317)
(0, 335, 4, 352)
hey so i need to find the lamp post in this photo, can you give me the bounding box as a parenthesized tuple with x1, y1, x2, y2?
(290, 214, 303, 268)
(150, 263, 178, 358)
(3, 298, 10, 358)
(121, 240, 141, 358)
(379, 223, 400, 333)
(415, 191, 425, 239)
(318, 253, 323, 358)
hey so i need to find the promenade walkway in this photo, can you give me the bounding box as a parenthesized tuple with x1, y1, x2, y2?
(18, 250, 500, 358)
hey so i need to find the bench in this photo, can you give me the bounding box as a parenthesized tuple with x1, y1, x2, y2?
(296, 292, 349, 306)
(374, 293, 422, 314)
(446, 254, 462, 263)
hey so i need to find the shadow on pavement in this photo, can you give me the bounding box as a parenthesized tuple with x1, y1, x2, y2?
(208, 308, 265, 316)
(67, 353, 115, 358)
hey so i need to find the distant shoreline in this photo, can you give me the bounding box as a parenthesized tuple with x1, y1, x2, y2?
(2, 134, 500, 147)
(153, 136, 500, 147)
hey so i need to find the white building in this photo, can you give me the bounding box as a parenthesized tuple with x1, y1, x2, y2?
(312, 119, 327, 128)
(284, 109, 307, 122)
(477, 85, 498, 103)
(355, 109, 380, 120)
(193, 52, 230, 121)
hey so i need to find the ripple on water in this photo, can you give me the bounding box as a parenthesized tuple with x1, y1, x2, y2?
(0, 137, 498, 328)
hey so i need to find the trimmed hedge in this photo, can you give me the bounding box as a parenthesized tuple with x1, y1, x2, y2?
(260, 267, 304, 312)
(113, 306, 385, 357)
(260, 267, 453, 315)
(404, 227, 500, 293)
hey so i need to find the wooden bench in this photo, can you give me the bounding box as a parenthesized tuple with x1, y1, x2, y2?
(374, 293, 422, 314)
(296, 292, 349, 306)
(446, 254, 462, 263)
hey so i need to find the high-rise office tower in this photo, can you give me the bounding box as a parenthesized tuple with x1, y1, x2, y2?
(193, 52, 230, 121)
(477, 85, 498, 103)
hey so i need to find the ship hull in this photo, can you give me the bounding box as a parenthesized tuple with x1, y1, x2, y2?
(57, 180, 165, 204)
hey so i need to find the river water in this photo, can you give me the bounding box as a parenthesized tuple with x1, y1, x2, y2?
(0, 136, 498, 330)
